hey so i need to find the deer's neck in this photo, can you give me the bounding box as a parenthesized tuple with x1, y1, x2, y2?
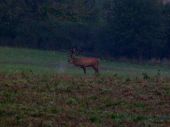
(71, 56, 81, 65)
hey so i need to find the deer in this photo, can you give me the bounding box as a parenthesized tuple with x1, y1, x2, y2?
(68, 48, 100, 74)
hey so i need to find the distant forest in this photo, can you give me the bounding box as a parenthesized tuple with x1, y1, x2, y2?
(1, 0, 170, 59)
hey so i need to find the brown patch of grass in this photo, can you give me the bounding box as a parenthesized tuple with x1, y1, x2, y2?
(0, 73, 170, 127)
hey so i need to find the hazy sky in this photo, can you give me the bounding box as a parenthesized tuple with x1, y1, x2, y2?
(162, 0, 170, 4)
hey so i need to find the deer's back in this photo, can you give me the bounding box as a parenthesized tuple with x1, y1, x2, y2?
(73, 57, 99, 67)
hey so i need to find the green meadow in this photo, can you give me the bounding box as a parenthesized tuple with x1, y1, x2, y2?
(0, 47, 170, 127)
(0, 47, 170, 77)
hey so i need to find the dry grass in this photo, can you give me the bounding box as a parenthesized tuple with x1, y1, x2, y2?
(0, 73, 170, 127)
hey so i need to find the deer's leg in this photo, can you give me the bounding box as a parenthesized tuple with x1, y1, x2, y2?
(81, 67, 86, 74)
(92, 66, 99, 74)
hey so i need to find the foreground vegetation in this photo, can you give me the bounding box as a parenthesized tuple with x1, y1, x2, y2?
(0, 47, 170, 126)
(0, 73, 170, 127)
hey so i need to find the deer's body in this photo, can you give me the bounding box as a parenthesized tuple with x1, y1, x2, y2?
(68, 49, 100, 74)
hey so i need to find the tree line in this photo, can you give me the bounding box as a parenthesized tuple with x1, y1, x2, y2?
(0, 0, 170, 60)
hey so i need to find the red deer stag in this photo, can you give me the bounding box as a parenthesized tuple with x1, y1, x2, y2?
(68, 48, 100, 74)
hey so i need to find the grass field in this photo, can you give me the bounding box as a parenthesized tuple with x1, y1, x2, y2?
(1, 47, 170, 77)
(0, 47, 170, 127)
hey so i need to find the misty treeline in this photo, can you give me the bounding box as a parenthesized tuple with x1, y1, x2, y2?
(0, 0, 170, 59)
